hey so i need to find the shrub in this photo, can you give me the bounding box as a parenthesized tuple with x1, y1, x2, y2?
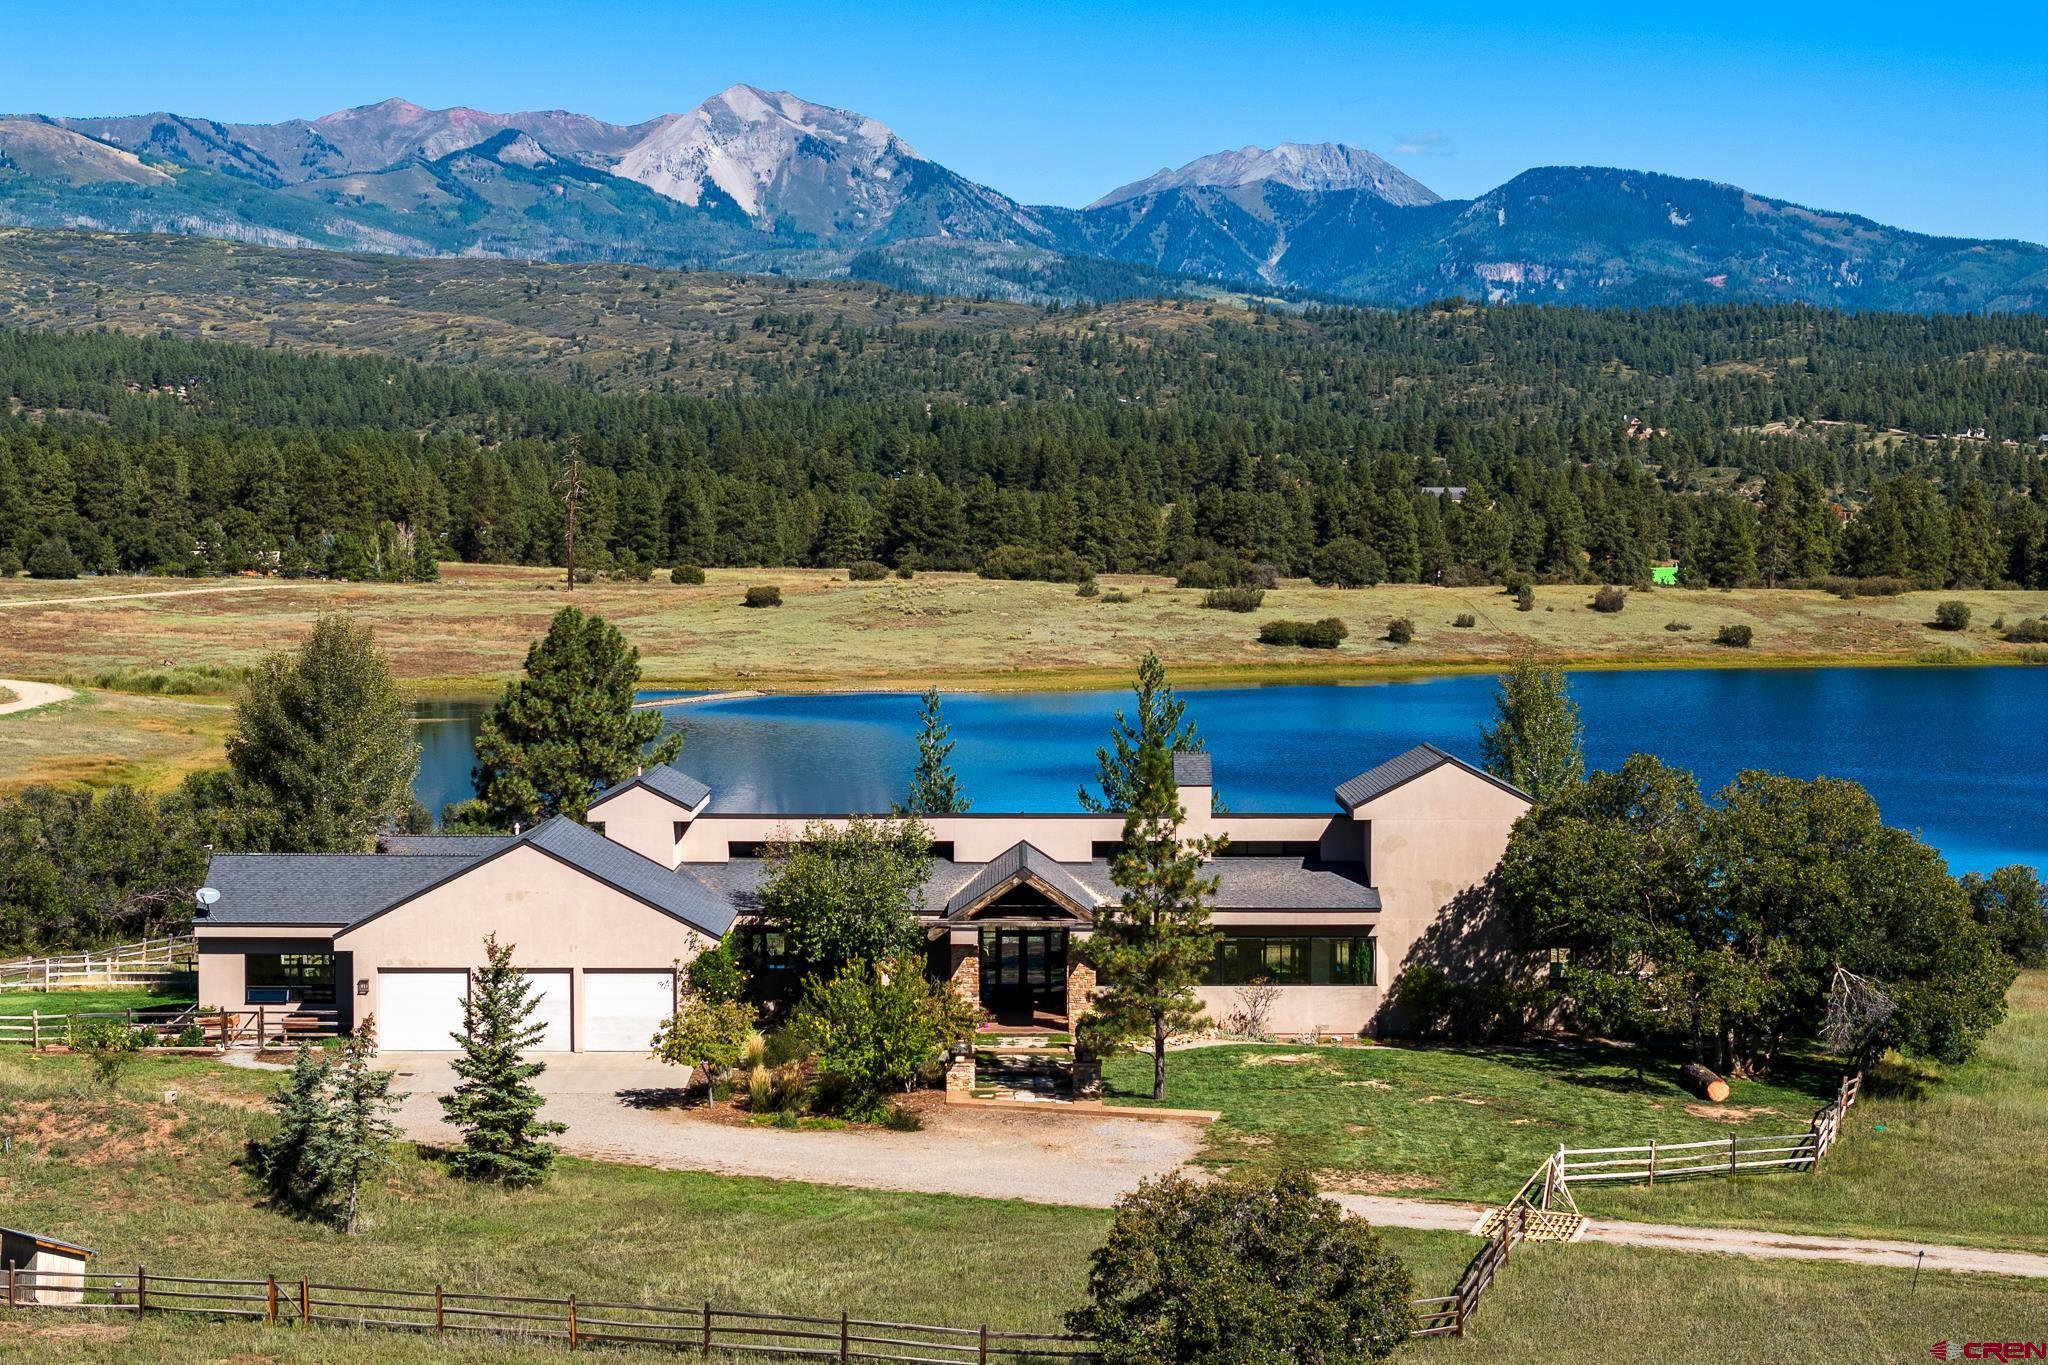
(1067, 1171, 1416, 1363)
(1100, 590, 1134, 604)
(1665, 620, 1693, 632)
(1076, 579, 1100, 598)
(1916, 645, 1972, 665)
(25, 537, 81, 580)
(2022, 647, 2048, 664)
(894, 565, 914, 579)
(1201, 586, 1264, 612)
(1715, 623, 1754, 647)
(175, 1023, 207, 1047)
(1933, 601, 1972, 631)
(743, 585, 782, 608)
(1385, 617, 1414, 644)
(1452, 613, 1476, 628)
(2005, 617, 2048, 644)
(1389, 964, 1543, 1043)
(1515, 583, 1535, 612)
(75, 1018, 142, 1089)
(669, 564, 705, 585)
(1245, 563, 1281, 591)
(848, 560, 888, 582)
(1174, 559, 1244, 589)
(789, 954, 978, 1122)
(978, 544, 1090, 584)
(1307, 538, 1384, 588)
(1591, 584, 1627, 613)
(1260, 618, 1346, 648)
(609, 555, 654, 582)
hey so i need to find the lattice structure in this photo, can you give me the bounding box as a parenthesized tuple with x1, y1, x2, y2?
(1471, 1203, 1585, 1243)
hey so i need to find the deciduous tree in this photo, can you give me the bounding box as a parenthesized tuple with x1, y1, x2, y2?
(1477, 659, 1584, 802)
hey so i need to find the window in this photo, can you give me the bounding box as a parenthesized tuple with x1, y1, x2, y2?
(1204, 935, 1373, 987)
(727, 841, 772, 858)
(736, 927, 793, 998)
(926, 841, 955, 862)
(245, 953, 335, 1005)
(1090, 840, 1125, 860)
(1212, 840, 1323, 859)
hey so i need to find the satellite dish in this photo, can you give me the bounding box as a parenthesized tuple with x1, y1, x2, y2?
(195, 887, 221, 906)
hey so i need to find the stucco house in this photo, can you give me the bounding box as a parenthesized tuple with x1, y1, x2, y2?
(194, 744, 1529, 1050)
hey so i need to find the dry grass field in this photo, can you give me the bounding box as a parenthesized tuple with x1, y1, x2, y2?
(2, 565, 2044, 692)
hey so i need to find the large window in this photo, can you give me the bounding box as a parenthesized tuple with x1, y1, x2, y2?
(245, 953, 335, 1005)
(1205, 935, 1373, 987)
(736, 927, 794, 999)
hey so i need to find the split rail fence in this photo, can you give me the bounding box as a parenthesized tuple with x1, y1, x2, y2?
(0, 1264, 1093, 1361)
(1555, 1070, 1863, 1189)
(0, 1006, 337, 1049)
(0, 935, 195, 991)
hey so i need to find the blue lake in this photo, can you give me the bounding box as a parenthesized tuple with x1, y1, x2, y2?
(413, 667, 2048, 876)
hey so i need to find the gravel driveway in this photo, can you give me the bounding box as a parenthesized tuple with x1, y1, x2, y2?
(378, 1052, 1203, 1207)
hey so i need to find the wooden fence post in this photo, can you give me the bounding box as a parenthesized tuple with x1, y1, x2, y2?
(568, 1293, 578, 1350)
(701, 1301, 712, 1355)
(136, 1265, 147, 1316)
(299, 1278, 310, 1327)
(29, 1011, 37, 1050)
(1648, 1138, 1657, 1186)
(979, 1323, 990, 1365)
(1729, 1130, 1738, 1176)
(839, 1309, 850, 1363)
(436, 1284, 445, 1334)
(267, 1275, 277, 1324)
(6, 1262, 14, 1307)
(256, 1005, 266, 1048)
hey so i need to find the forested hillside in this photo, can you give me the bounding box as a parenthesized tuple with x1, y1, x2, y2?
(1, 268, 2045, 589)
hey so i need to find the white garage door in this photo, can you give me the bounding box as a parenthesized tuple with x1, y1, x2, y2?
(583, 971, 676, 1052)
(378, 970, 469, 1051)
(521, 971, 573, 1052)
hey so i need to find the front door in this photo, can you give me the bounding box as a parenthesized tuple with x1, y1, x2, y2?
(980, 928, 1067, 1024)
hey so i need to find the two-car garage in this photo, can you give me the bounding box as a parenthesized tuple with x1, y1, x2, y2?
(376, 969, 673, 1053)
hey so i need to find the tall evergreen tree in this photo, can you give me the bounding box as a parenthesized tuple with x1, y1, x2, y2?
(902, 688, 969, 815)
(1079, 652, 1206, 812)
(1478, 659, 1585, 802)
(1080, 735, 1220, 1100)
(441, 935, 566, 1187)
(254, 1044, 334, 1214)
(225, 615, 419, 852)
(464, 607, 682, 827)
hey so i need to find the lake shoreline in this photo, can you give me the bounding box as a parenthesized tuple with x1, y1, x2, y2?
(388, 650, 2047, 702)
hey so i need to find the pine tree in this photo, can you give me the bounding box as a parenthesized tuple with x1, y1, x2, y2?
(1478, 659, 1585, 802)
(902, 688, 969, 814)
(255, 1044, 334, 1213)
(1080, 737, 1219, 1100)
(467, 607, 683, 827)
(309, 1018, 403, 1234)
(441, 935, 566, 1187)
(1079, 652, 1206, 812)
(224, 614, 419, 853)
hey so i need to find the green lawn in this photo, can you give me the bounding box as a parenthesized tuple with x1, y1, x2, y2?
(1584, 972, 2048, 1252)
(1103, 1039, 1835, 1203)
(0, 985, 196, 1017)
(0, 1048, 2040, 1363)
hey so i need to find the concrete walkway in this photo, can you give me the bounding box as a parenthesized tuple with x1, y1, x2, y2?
(0, 679, 73, 716)
(376, 1052, 2048, 1279)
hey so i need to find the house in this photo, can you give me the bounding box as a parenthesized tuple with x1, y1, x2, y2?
(1, 1227, 93, 1305)
(193, 744, 1530, 1048)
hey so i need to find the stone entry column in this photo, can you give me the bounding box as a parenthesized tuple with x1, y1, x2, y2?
(947, 930, 981, 1011)
(1065, 936, 1097, 1022)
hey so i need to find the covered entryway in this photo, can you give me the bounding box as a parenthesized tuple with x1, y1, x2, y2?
(522, 970, 573, 1052)
(583, 970, 675, 1052)
(979, 928, 1068, 1026)
(378, 969, 469, 1051)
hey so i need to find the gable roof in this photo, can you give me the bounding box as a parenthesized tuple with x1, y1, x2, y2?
(377, 834, 518, 856)
(1172, 751, 1213, 786)
(942, 841, 1102, 921)
(588, 764, 711, 813)
(520, 816, 735, 936)
(1334, 743, 1530, 811)
(202, 853, 482, 927)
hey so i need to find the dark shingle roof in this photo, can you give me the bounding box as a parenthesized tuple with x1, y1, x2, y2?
(942, 842, 1104, 919)
(377, 834, 517, 856)
(1333, 743, 1530, 811)
(203, 853, 480, 926)
(590, 764, 711, 812)
(1172, 751, 1213, 786)
(0, 1226, 93, 1258)
(523, 817, 735, 936)
(1206, 859, 1379, 910)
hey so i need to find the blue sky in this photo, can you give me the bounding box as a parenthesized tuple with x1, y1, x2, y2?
(5, 0, 2043, 241)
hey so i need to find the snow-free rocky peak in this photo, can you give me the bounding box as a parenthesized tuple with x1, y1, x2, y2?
(614, 83, 921, 219)
(1088, 141, 1440, 208)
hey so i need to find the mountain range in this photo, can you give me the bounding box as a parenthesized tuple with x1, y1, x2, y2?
(1, 84, 2041, 311)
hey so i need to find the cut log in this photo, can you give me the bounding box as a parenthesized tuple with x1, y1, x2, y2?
(1681, 1061, 1731, 1103)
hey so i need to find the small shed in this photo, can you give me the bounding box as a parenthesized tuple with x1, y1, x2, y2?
(0, 1226, 94, 1305)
